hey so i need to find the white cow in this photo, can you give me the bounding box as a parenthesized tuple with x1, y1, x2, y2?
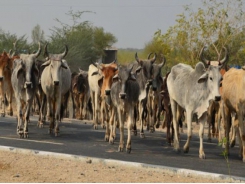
(41, 44, 71, 136)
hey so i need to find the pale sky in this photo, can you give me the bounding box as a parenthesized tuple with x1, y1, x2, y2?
(0, 0, 202, 49)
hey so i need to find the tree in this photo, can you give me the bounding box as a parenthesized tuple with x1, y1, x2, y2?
(31, 24, 45, 45)
(154, 0, 245, 67)
(48, 9, 117, 72)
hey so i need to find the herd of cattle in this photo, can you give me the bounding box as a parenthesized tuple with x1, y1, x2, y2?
(0, 42, 244, 162)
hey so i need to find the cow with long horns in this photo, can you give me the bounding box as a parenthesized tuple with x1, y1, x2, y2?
(167, 46, 227, 159)
(40, 43, 71, 136)
(11, 43, 41, 138)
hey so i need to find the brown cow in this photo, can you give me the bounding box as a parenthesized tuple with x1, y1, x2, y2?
(221, 67, 245, 162)
(0, 51, 14, 117)
(71, 69, 91, 120)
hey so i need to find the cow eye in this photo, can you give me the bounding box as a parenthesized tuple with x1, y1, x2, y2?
(209, 77, 213, 81)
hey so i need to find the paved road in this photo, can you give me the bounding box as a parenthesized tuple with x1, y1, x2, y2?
(0, 115, 244, 178)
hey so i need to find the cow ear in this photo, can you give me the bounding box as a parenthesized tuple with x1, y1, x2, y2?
(135, 66, 142, 75)
(112, 73, 119, 83)
(33, 65, 39, 77)
(197, 72, 208, 83)
(17, 67, 24, 79)
(98, 78, 103, 88)
(61, 62, 68, 69)
(41, 60, 51, 68)
(91, 70, 99, 76)
(73, 83, 77, 91)
(129, 73, 136, 81)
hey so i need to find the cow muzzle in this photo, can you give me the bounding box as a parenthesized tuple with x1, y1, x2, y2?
(54, 81, 59, 86)
(215, 96, 221, 101)
(119, 93, 126, 99)
(24, 82, 33, 89)
(105, 89, 111, 96)
(0, 76, 3, 81)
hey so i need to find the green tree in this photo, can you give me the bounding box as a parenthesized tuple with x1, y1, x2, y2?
(154, 0, 245, 67)
(48, 9, 117, 72)
(31, 24, 45, 45)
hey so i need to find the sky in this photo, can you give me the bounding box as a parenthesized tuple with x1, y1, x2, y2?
(0, 0, 202, 49)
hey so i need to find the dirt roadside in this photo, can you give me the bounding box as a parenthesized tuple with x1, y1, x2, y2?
(0, 148, 239, 183)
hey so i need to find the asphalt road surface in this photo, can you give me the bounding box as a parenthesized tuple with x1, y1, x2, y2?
(0, 115, 244, 178)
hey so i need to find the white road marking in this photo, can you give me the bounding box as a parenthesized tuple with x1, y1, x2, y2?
(0, 136, 63, 145)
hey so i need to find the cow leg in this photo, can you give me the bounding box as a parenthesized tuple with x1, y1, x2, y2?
(126, 107, 134, 153)
(0, 89, 5, 117)
(108, 107, 115, 144)
(238, 107, 245, 162)
(6, 91, 13, 116)
(139, 101, 145, 138)
(54, 98, 61, 137)
(23, 98, 33, 138)
(169, 98, 180, 152)
(183, 109, 193, 154)
(38, 94, 46, 128)
(197, 112, 206, 159)
(118, 109, 125, 152)
(16, 99, 24, 138)
(223, 104, 231, 156)
(230, 114, 237, 148)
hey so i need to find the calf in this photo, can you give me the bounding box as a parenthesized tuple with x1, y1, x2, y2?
(71, 69, 91, 120)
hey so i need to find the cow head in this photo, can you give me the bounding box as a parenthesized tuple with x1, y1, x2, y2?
(0, 51, 11, 82)
(72, 69, 88, 95)
(96, 60, 118, 96)
(135, 52, 156, 85)
(151, 54, 166, 91)
(17, 43, 41, 89)
(41, 43, 69, 86)
(112, 65, 136, 100)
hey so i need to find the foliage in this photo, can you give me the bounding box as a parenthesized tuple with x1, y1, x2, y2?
(154, 0, 245, 68)
(0, 29, 29, 54)
(48, 9, 117, 72)
(31, 24, 46, 45)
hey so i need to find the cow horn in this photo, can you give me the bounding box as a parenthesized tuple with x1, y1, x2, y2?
(61, 45, 68, 58)
(219, 47, 228, 65)
(33, 42, 41, 58)
(200, 46, 210, 65)
(44, 43, 49, 58)
(150, 53, 157, 63)
(8, 49, 13, 58)
(135, 52, 140, 63)
(147, 53, 153, 59)
(159, 54, 166, 68)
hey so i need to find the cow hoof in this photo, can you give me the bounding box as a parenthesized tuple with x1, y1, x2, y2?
(126, 148, 131, 154)
(101, 125, 106, 129)
(8, 111, 13, 116)
(199, 154, 206, 159)
(183, 145, 189, 153)
(0, 113, 5, 117)
(109, 139, 114, 145)
(105, 135, 109, 142)
(174, 148, 181, 153)
(49, 129, 53, 134)
(24, 133, 29, 138)
(118, 147, 123, 152)
(93, 125, 98, 130)
(140, 133, 145, 138)
(133, 130, 137, 136)
(230, 140, 236, 148)
(55, 132, 59, 137)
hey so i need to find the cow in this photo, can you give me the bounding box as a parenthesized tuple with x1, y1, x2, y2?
(129, 52, 156, 138)
(96, 61, 118, 141)
(40, 43, 71, 136)
(221, 67, 245, 162)
(11, 43, 41, 138)
(0, 51, 14, 117)
(146, 54, 166, 132)
(71, 69, 91, 120)
(88, 63, 103, 129)
(167, 46, 226, 159)
(109, 64, 140, 153)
